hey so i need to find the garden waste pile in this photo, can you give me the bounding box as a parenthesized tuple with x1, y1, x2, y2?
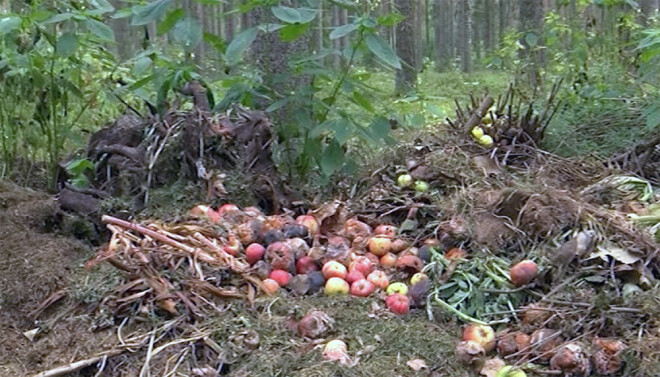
(28, 89, 660, 377)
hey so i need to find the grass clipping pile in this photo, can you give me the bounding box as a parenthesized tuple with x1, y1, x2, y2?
(34, 90, 660, 377)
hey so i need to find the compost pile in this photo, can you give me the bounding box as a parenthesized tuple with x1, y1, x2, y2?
(36, 88, 660, 377)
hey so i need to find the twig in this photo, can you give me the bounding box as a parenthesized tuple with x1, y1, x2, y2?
(31, 348, 127, 377)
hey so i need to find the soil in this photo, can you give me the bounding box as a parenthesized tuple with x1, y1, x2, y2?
(0, 181, 116, 376)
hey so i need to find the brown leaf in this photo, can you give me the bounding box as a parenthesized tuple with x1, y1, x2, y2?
(406, 359, 428, 371)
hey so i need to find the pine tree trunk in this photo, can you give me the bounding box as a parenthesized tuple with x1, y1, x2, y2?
(457, 0, 471, 73)
(395, 0, 417, 94)
(472, 0, 481, 61)
(519, 0, 544, 87)
(498, 0, 508, 42)
(332, 6, 341, 68)
(484, 0, 493, 51)
(434, 0, 451, 71)
(110, 0, 133, 60)
(639, 0, 659, 25)
(247, 1, 310, 121)
(225, 0, 235, 40)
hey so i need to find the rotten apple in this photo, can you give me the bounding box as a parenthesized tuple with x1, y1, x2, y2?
(324, 277, 349, 295)
(462, 324, 496, 352)
(366, 270, 390, 289)
(296, 256, 319, 275)
(350, 279, 375, 297)
(296, 215, 320, 236)
(245, 243, 265, 265)
(262, 278, 279, 295)
(385, 293, 410, 314)
(367, 235, 392, 256)
(322, 261, 347, 280)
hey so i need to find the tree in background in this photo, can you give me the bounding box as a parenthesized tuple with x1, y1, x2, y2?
(457, 0, 471, 73)
(395, 0, 417, 94)
(519, 0, 544, 87)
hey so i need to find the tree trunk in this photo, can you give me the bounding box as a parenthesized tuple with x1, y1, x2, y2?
(519, 0, 544, 87)
(332, 6, 341, 68)
(395, 0, 417, 94)
(498, 0, 508, 42)
(434, 0, 451, 70)
(638, 0, 659, 25)
(225, 0, 235, 41)
(472, 0, 481, 61)
(247, 1, 310, 121)
(484, 0, 493, 51)
(457, 0, 471, 73)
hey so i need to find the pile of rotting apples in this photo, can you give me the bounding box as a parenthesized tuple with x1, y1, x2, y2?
(189, 203, 435, 315)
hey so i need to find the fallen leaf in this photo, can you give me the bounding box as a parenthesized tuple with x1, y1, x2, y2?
(480, 357, 505, 377)
(406, 359, 428, 371)
(592, 244, 643, 264)
(23, 328, 39, 342)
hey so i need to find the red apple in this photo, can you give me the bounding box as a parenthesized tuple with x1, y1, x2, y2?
(364, 252, 380, 266)
(385, 293, 409, 314)
(325, 277, 349, 295)
(189, 205, 220, 223)
(269, 270, 292, 287)
(374, 224, 397, 238)
(343, 219, 372, 240)
(322, 261, 347, 280)
(349, 256, 374, 275)
(462, 324, 496, 352)
(245, 243, 265, 265)
(345, 270, 365, 284)
(222, 234, 242, 256)
(509, 260, 538, 287)
(366, 270, 389, 289)
(296, 215, 320, 236)
(217, 203, 240, 216)
(262, 278, 279, 295)
(296, 256, 319, 275)
(391, 239, 408, 253)
(445, 247, 467, 260)
(350, 279, 375, 297)
(367, 235, 392, 256)
(379, 252, 398, 267)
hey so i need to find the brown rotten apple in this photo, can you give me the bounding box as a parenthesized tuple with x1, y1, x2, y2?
(462, 324, 496, 352)
(509, 260, 538, 287)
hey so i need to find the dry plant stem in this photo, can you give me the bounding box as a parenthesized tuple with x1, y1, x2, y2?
(31, 348, 128, 377)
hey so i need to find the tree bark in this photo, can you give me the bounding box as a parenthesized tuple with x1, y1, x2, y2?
(518, 0, 544, 87)
(638, 0, 659, 25)
(434, 0, 451, 70)
(247, 1, 310, 122)
(395, 0, 418, 94)
(457, 0, 471, 73)
(484, 0, 493, 51)
(472, 0, 482, 61)
(225, 0, 235, 41)
(498, 0, 508, 42)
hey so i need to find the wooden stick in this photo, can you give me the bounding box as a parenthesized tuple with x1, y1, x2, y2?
(464, 96, 494, 132)
(31, 348, 125, 377)
(102, 216, 194, 254)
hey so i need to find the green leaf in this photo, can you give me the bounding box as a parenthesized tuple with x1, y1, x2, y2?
(89, 0, 115, 13)
(85, 19, 115, 41)
(297, 9, 318, 23)
(278, 23, 309, 42)
(56, 33, 78, 57)
(271, 6, 302, 23)
(525, 32, 538, 46)
(190, 0, 221, 4)
(377, 11, 404, 26)
(65, 158, 94, 175)
(352, 91, 374, 112)
(320, 140, 344, 176)
(41, 13, 73, 24)
(132, 56, 152, 76)
(327, 118, 352, 145)
(364, 33, 401, 69)
(203, 32, 226, 53)
(172, 16, 202, 50)
(225, 27, 258, 66)
(0, 17, 21, 35)
(644, 104, 660, 131)
(131, 0, 173, 26)
(329, 23, 357, 40)
(157, 8, 184, 35)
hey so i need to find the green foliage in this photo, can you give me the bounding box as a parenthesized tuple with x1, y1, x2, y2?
(0, 1, 123, 188)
